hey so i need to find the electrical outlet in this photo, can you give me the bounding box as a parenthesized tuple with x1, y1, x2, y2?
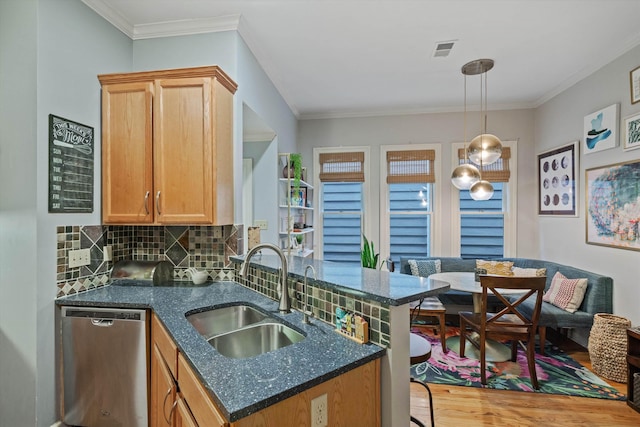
(311, 393, 328, 427)
(103, 245, 113, 262)
(255, 220, 268, 230)
(69, 248, 91, 268)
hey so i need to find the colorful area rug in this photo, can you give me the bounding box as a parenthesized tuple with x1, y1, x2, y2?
(410, 326, 626, 400)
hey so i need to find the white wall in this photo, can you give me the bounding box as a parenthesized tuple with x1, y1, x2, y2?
(1, 0, 132, 425)
(0, 1, 38, 425)
(235, 35, 298, 233)
(298, 109, 537, 257)
(535, 44, 640, 325)
(243, 140, 279, 244)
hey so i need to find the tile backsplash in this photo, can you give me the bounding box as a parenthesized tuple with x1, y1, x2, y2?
(56, 224, 390, 348)
(236, 264, 390, 348)
(56, 224, 242, 297)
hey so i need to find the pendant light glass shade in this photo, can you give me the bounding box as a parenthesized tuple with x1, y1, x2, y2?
(468, 133, 502, 166)
(451, 163, 481, 190)
(469, 179, 494, 201)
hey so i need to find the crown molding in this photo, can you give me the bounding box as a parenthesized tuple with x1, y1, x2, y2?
(82, 0, 240, 40)
(298, 102, 535, 121)
(82, 0, 134, 38)
(133, 15, 240, 40)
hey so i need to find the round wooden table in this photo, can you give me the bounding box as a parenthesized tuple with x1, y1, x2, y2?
(428, 272, 525, 362)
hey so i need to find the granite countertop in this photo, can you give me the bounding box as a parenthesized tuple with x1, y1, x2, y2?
(56, 280, 386, 422)
(230, 254, 451, 305)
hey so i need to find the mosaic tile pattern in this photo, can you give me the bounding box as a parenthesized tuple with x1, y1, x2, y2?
(57, 224, 241, 297)
(236, 264, 390, 348)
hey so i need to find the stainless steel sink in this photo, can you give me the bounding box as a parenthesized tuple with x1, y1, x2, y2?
(208, 322, 305, 359)
(186, 305, 268, 340)
(186, 304, 305, 358)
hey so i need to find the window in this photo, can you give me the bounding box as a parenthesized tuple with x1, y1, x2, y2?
(389, 183, 431, 261)
(321, 182, 362, 263)
(381, 146, 440, 265)
(460, 183, 505, 258)
(315, 149, 369, 264)
(452, 142, 517, 258)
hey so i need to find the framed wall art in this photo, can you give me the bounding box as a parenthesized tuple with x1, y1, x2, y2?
(583, 103, 619, 154)
(538, 141, 578, 216)
(631, 65, 640, 105)
(623, 112, 640, 150)
(586, 159, 640, 251)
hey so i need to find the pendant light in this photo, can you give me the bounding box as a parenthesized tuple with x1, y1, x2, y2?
(469, 178, 494, 201)
(451, 68, 481, 190)
(464, 59, 502, 166)
(469, 127, 494, 201)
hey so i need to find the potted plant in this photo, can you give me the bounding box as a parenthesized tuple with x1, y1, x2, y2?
(282, 153, 303, 193)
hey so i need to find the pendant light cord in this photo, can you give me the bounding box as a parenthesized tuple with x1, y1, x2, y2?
(463, 74, 468, 163)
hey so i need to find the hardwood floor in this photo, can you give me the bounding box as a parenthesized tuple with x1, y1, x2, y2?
(410, 329, 640, 426)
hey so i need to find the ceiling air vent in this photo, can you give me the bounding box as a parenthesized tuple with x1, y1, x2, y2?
(433, 40, 456, 58)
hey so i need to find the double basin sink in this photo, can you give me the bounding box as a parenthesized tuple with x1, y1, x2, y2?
(186, 304, 305, 359)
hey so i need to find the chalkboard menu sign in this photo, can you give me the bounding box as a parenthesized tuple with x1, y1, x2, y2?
(48, 114, 94, 213)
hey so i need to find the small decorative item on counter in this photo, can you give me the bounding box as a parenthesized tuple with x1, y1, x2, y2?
(187, 268, 208, 285)
(335, 307, 369, 344)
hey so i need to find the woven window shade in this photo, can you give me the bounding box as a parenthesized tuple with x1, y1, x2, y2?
(319, 151, 365, 182)
(386, 150, 436, 183)
(456, 146, 510, 182)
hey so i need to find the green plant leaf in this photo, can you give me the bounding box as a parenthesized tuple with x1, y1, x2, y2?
(361, 234, 380, 268)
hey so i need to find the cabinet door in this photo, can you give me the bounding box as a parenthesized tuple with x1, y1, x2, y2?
(101, 81, 154, 224)
(175, 397, 198, 427)
(177, 353, 228, 427)
(151, 344, 177, 427)
(154, 77, 214, 224)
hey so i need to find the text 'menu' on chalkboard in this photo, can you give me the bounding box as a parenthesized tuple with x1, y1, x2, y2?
(48, 114, 94, 213)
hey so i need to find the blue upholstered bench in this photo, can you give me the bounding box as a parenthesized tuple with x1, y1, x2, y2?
(399, 256, 613, 348)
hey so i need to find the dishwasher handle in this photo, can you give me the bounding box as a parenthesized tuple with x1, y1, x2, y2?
(91, 319, 114, 327)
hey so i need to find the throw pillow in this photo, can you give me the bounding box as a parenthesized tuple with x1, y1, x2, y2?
(543, 271, 588, 313)
(476, 259, 514, 276)
(512, 267, 547, 277)
(408, 259, 441, 278)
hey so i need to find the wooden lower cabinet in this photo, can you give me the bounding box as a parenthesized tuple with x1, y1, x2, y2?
(175, 396, 198, 427)
(231, 360, 380, 427)
(151, 313, 381, 427)
(150, 344, 177, 426)
(152, 314, 228, 427)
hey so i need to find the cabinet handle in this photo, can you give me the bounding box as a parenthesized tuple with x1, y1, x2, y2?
(162, 386, 173, 425)
(144, 191, 150, 215)
(168, 399, 178, 423)
(156, 191, 162, 215)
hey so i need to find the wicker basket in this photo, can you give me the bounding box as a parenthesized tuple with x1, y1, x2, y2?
(588, 313, 631, 383)
(634, 373, 640, 407)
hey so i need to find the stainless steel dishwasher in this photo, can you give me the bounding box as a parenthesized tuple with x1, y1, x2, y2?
(61, 306, 148, 427)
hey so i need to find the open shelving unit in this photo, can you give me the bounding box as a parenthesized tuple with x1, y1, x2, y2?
(278, 153, 314, 258)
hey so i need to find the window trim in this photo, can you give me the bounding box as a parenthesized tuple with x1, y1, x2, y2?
(450, 140, 517, 257)
(380, 144, 442, 261)
(313, 146, 371, 261)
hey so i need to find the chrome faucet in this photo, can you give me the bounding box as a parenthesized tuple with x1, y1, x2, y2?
(302, 265, 317, 324)
(240, 243, 290, 313)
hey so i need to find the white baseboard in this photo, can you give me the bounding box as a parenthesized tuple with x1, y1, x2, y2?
(50, 421, 64, 427)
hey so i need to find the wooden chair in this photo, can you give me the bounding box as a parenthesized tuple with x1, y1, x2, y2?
(459, 275, 546, 389)
(410, 297, 448, 352)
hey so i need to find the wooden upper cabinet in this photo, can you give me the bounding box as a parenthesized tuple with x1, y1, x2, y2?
(101, 81, 154, 223)
(98, 66, 237, 225)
